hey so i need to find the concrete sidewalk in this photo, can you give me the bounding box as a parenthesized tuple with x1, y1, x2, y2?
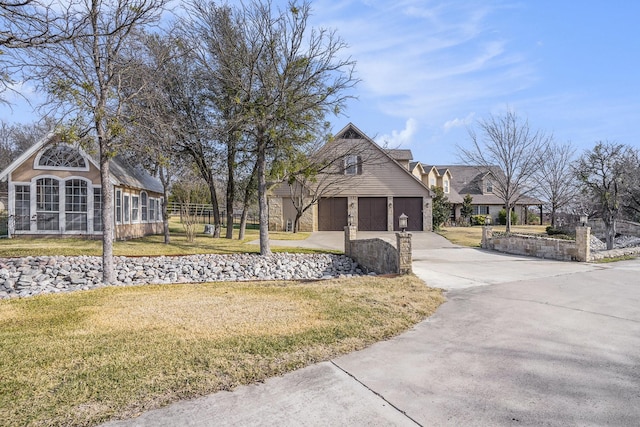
(103, 233, 640, 426)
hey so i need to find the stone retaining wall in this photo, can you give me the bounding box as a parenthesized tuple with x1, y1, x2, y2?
(344, 226, 412, 274)
(589, 219, 640, 240)
(482, 226, 591, 262)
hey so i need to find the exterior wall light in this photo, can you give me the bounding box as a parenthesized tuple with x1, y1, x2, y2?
(399, 213, 408, 232)
(580, 214, 588, 227)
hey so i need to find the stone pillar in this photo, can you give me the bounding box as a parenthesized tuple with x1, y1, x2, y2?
(575, 226, 591, 262)
(344, 225, 357, 257)
(481, 226, 493, 249)
(396, 232, 412, 275)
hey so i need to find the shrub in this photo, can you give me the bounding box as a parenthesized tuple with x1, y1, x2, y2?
(498, 209, 518, 225)
(471, 214, 491, 226)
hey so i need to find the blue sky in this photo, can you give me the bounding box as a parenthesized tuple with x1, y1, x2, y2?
(2, 0, 639, 164)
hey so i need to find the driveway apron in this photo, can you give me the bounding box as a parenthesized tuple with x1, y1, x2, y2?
(103, 232, 640, 426)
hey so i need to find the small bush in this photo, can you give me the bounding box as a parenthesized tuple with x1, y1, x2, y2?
(471, 214, 491, 226)
(498, 209, 518, 225)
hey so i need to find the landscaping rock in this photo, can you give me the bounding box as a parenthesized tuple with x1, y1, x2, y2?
(0, 253, 363, 299)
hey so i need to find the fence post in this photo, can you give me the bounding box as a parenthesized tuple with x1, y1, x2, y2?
(396, 232, 412, 275)
(575, 225, 591, 262)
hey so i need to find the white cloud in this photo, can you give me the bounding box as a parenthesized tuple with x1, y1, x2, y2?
(443, 113, 476, 132)
(375, 118, 418, 147)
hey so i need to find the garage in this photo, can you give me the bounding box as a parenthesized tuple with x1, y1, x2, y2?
(393, 197, 423, 231)
(358, 197, 387, 231)
(318, 197, 348, 231)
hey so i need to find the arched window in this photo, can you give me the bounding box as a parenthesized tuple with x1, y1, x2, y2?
(37, 145, 87, 169)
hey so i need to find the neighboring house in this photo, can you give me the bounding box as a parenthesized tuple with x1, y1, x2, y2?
(0, 133, 165, 239)
(268, 123, 434, 232)
(427, 165, 542, 224)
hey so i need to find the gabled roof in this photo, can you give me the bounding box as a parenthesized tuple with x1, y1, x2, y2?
(386, 149, 413, 161)
(332, 123, 433, 195)
(0, 132, 163, 193)
(435, 165, 541, 205)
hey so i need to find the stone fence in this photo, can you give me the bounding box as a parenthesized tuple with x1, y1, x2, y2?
(588, 219, 640, 240)
(482, 226, 590, 262)
(344, 226, 412, 275)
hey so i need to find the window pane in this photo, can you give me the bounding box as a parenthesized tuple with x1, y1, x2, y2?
(132, 196, 139, 221)
(141, 192, 148, 221)
(124, 195, 130, 222)
(116, 190, 122, 223)
(94, 188, 102, 232)
(36, 178, 59, 231)
(14, 185, 31, 231)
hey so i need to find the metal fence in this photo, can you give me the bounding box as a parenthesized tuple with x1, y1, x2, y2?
(166, 202, 259, 228)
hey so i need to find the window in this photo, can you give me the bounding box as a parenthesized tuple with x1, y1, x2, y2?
(430, 177, 436, 187)
(132, 195, 139, 222)
(115, 190, 122, 223)
(141, 192, 148, 221)
(36, 178, 59, 231)
(444, 179, 449, 193)
(344, 155, 362, 175)
(473, 205, 490, 215)
(486, 180, 493, 193)
(94, 187, 102, 232)
(123, 194, 130, 223)
(65, 179, 87, 231)
(37, 145, 87, 169)
(149, 198, 156, 221)
(14, 185, 30, 231)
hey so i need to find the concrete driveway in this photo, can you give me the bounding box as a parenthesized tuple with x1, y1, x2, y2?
(104, 232, 640, 426)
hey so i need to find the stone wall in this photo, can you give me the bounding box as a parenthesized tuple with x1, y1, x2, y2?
(482, 226, 591, 262)
(344, 226, 412, 274)
(589, 219, 640, 240)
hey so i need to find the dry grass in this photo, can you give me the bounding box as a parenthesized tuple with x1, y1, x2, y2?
(0, 275, 444, 427)
(438, 224, 548, 247)
(0, 219, 315, 258)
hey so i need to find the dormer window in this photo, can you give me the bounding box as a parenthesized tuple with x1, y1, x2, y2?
(344, 155, 362, 175)
(486, 180, 493, 193)
(36, 144, 88, 170)
(444, 179, 449, 193)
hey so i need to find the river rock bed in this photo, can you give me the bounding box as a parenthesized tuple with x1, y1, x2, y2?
(0, 253, 365, 299)
(590, 235, 640, 251)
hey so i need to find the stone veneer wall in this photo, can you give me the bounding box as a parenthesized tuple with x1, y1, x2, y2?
(482, 227, 591, 262)
(344, 226, 412, 274)
(589, 219, 640, 240)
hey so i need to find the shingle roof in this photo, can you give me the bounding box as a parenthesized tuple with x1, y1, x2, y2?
(110, 155, 164, 194)
(386, 149, 413, 161)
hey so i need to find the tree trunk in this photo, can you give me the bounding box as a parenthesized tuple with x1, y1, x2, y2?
(257, 135, 270, 255)
(604, 215, 615, 250)
(506, 205, 512, 233)
(238, 163, 257, 240)
(225, 141, 236, 239)
(159, 166, 170, 244)
(99, 146, 115, 284)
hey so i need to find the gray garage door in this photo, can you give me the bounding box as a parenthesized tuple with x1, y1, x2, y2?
(393, 197, 423, 231)
(318, 197, 348, 231)
(358, 197, 387, 231)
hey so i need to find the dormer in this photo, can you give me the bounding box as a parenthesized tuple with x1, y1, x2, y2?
(387, 149, 413, 170)
(437, 168, 452, 194)
(481, 172, 495, 194)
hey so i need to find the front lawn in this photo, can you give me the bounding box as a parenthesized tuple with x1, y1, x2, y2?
(0, 218, 314, 258)
(438, 224, 548, 247)
(0, 275, 444, 426)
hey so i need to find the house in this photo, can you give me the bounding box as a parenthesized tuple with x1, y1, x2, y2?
(424, 165, 543, 225)
(268, 123, 434, 232)
(0, 132, 165, 239)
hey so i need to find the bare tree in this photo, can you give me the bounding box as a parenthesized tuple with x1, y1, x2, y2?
(575, 141, 637, 249)
(215, 0, 357, 254)
(23, 0, 167, 284)
(458, 110, 551, 233)
(532, 140, 577, 227)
